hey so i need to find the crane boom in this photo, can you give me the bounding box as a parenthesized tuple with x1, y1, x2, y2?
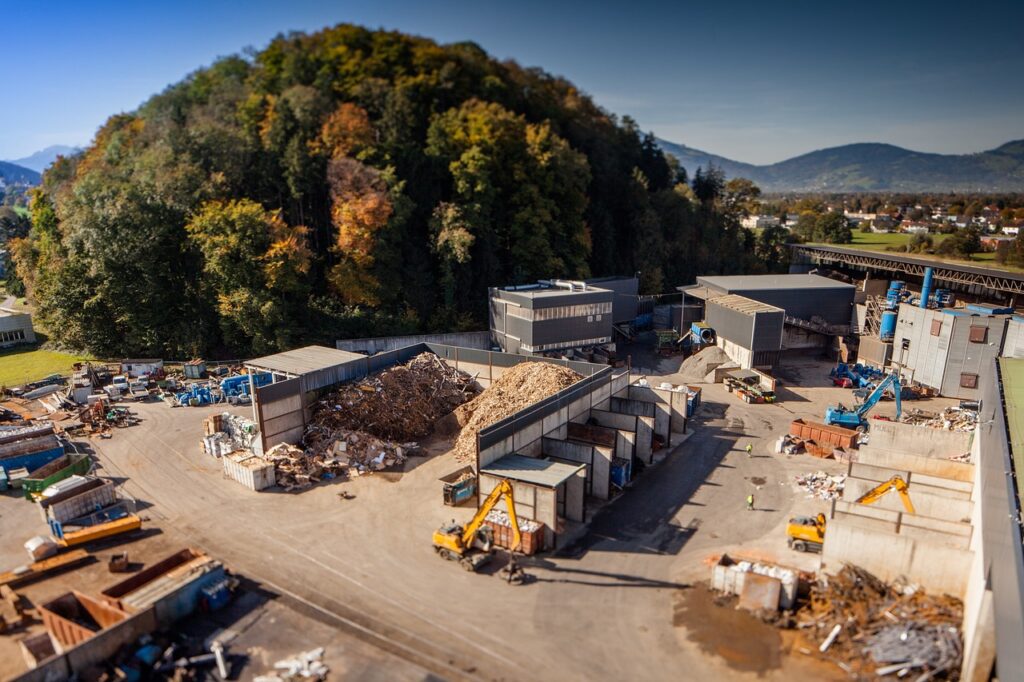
(855, 475, 915, 514)
(856, 372, 902, 420)
(460, 479, 522, 552)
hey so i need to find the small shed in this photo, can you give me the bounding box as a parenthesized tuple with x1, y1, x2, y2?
(120, 359, 164, 378)
(183, 360, 207, 379)
(479, 453, 586, 549)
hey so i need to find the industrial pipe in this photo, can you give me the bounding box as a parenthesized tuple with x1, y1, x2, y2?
(919, 267, 934, 309)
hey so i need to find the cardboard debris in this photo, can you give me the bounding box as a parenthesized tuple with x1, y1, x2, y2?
(450, 362, 582, 462)
(794, 471, 846, 501)
(796, 564, 963, 677)
(307, 352, 477, 443)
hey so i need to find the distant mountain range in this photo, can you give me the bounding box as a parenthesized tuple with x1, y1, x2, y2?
(0, 161, 40, 185)
(7, 145, 81, 174)
(657, 138, 1024, 193)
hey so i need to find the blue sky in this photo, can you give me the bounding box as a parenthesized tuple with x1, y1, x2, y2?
(5, 0, 1022, 164)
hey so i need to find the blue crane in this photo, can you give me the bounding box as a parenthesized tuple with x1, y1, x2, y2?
(824, 371, 902, 431)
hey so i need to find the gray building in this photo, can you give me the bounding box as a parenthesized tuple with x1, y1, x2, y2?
(689, 274, 855, 326)
(0, 310, 36, 348)
(892, 304, 1008, 399)
(705, 295, 784, 369)
(489, 281, 614, 354)
(584, 275, 639, 324)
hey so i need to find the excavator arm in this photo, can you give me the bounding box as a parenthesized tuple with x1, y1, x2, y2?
(855, 475, 916, 514)
(461, 479, 522, 550)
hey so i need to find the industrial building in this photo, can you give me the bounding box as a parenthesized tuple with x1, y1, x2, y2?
(685, 274, 856, 327)
(0, 310, 36, 348)
(704, 295, 784, 369)
(891, 304, 1009, 400)
(489, 280, 615, 354)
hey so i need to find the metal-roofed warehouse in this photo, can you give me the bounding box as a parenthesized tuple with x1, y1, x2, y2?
(688, 274, 855, 326)
(704, 295, 784, 369)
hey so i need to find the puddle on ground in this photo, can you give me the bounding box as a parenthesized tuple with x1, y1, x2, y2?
(748, 476, 767, 486)
(673, 584, 781, 673)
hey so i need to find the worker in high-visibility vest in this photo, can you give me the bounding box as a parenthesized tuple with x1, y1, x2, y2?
(746, 494, 754, 511)
(745, 444, 753, 457)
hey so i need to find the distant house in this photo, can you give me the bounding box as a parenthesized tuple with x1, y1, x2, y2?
(740, 215, 781, 229)
(872, 215, 896, 232)
(903, 224, 930, 235)
(1002, 226, 1019, 237)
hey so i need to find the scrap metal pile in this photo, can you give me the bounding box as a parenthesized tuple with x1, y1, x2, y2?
(307, 352, 478, 443)
(450, 362, 583, 462)
(798, 564, 963, 679)
(901, 406, 978, 433)
(794, 471, 846, 501)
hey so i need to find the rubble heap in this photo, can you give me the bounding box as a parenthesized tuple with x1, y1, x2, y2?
(794, 471, 846, 501)
(307, 353, 477, 443)
(264, 443, 349, 492)
(450, 362, 582, 462)
(798, 564, 963, 678)
(901, 405, 978, 433)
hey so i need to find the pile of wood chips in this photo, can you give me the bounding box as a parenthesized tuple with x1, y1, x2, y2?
(450, 362, 582, 462)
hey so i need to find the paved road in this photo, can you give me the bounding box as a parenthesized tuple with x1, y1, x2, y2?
(86, 372, 855, 681)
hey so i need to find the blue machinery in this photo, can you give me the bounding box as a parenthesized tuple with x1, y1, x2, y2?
(825, 372, 902, 431)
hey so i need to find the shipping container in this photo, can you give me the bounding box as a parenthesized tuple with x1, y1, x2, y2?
(789, 419, 858, 449)
(484, 519, 545, 555)
(0, 443, 64, 476)
(440, 465, 476, 506)
(102, 548, 227, 624)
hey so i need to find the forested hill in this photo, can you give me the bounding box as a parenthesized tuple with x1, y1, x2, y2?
(658, 138, 1024, 192)
(0, 161, 40, 185)
(14, 24, 767, 358)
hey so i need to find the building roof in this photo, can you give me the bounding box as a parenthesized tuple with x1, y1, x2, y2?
(689, 274, 855, 292)
(480, 453, 585, 488)
(496, 284, 611, 299)
(707, 294, 784, 315)
(997, 357, 1024, 503)
(244, 345, 366, 377)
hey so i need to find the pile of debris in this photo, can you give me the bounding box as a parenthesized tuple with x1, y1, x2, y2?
(317, 428, 415, 476)
(255, 647, 329, 681)
(677, 346, 733, 383)
(794, 471, 846, 501)
(797, 564, 963, 678)
(901, 406, 978, 433)
(450, 362, 582, 462)
(775, 434, 806, 455)
(264, 443, 349, 492)
(307, 353, 477, 443)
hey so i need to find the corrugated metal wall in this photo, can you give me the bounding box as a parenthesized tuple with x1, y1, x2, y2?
(731, 287, 852, 325)
(893, 304, 950, 389)
(586, 276, 639, 323)
(978, 361, 1024, 678)
(938, 315, 1007, 400)
(706, 302, 753, 349)
(336, 331, 491, 354)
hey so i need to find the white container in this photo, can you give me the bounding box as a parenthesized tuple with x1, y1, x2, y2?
(222, 452, 276, 491)
(41, 474, 90, 499)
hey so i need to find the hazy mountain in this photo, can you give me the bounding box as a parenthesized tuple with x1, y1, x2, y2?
(657, 138, 1024, 192)
(0, 161, 40, 185)
(7, 145, 81, 174)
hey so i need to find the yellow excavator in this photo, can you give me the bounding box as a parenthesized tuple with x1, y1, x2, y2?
(786, 513, 827, 553)
(854, 475, 916, 513)
(432, 478, 524, 580)
(787, 476, 916, 553)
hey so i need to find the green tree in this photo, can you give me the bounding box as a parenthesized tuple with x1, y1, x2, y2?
(816, 212, 853, 244)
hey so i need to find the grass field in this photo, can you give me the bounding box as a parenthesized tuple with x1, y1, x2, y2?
(0, 346, 92, 388)
(810, 231, 1024, 272)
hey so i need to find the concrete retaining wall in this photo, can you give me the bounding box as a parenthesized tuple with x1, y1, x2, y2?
(833, 500, 972, 548)
(855, 446, 974, 483)
(541, 437, 611, 500)
(821, 518, 972, 599)
(842, 477, 973, 522)
(867, 421, 973, 458)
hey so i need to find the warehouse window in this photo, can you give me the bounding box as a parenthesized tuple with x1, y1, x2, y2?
(968, 326, 988, 343)
(930, 319, 942, 336)
(960, 373, 978, 389)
